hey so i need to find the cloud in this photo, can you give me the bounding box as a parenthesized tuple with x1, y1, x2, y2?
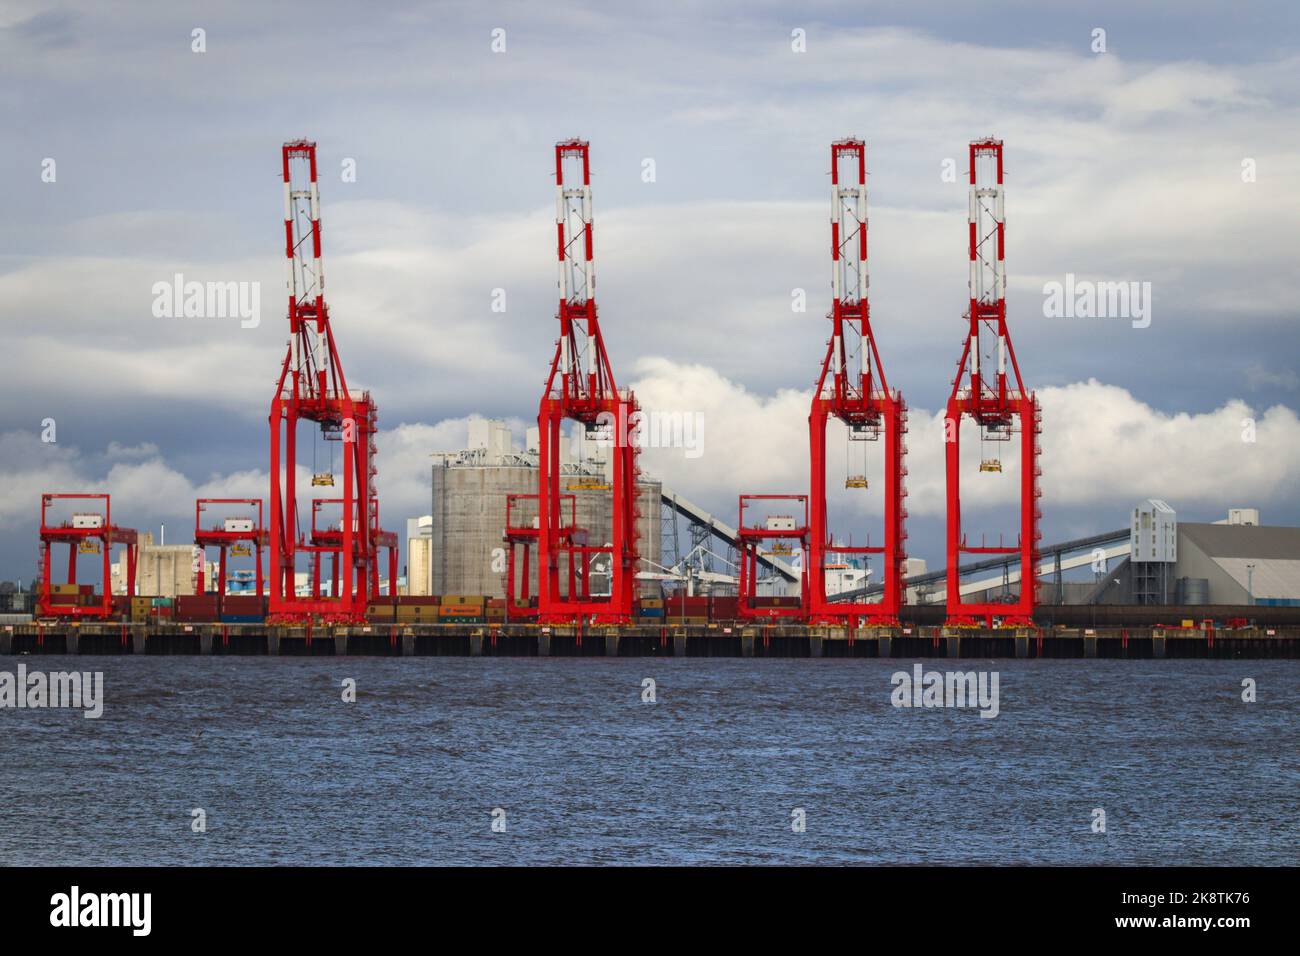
(3, 5, 1299, 573)
(628, 360, 1300, 522)
(0, 415, 520, 539)
(2, 364, 1296, 577)
(1245, 363, 1299, 391)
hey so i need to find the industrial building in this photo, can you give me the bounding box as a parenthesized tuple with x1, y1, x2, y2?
(830, 500, 1300, 611)
(411, 418, 662, 600)
(107, 532, 376, 599)
(1081, 503, 1298, 606)
(111, 532, 211, 597)
(1171, 516, 1299, 606)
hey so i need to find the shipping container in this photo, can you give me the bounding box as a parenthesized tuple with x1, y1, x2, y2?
(366, 604, 396, 623)
(221, 596, 263, 619)
(438, 604, 483, 616)
(175, 594, 220, 622)
(666, 597, 709, 611)
(710, 596, 740, 619)
(396, 605, 437, 622)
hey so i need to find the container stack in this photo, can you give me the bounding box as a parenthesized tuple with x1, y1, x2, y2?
(176, 593, 219, 622)
(366, 599, 397, 624)
(49, 583, 99, 606)
(396, 595, 439, 624)
(437, 595, 485, 624)
(710, 594, 740, 621)
(221, 594, 265, 624)
(665, 594, 710, 625)
(635, 597, 664, 623)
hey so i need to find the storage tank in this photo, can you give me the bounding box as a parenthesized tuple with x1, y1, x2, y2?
(428, 462, 661, 599)
(1176, 577, 1210, 605)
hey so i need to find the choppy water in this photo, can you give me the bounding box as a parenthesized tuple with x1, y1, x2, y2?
(1, 657, 1296, 865)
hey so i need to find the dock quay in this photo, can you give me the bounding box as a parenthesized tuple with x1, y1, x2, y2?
(3, 621, 1297, 659)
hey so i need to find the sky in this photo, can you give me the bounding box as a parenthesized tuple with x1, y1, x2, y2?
(1, 0, 1298, 582)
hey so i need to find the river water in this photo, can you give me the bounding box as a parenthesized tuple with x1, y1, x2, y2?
(1, 657, 1296, 865)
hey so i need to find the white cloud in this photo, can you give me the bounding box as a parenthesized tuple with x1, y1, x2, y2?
(628, 360, 1300, 522)
(0, 415, 517, 537)
(2, 365, 1296, 563)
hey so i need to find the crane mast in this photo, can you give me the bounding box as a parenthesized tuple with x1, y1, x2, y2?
(537, 139, 640, 624)
(944, 138, 1042, 627)
(807, 139, 908, 626)
(269, 139, 395, 622)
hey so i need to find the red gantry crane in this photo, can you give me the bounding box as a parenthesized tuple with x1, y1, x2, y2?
(269, 139, 391, 623)
(38, 493, 138, 619)
(307, 497, 398, 600)
(502, 492, 586, 622)
(537, 139, 641, 624)
(737, 495, 810, 620)
(807, 139, 909, 627)
(944, 138, 1042, 627)
(194, 498, 267, 602)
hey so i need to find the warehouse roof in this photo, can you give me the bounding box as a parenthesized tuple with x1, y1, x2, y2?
(1180, 523, 1300, 560)
(1180, 523, 1300, 599)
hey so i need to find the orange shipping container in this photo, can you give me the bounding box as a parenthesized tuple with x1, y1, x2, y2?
(438, 604, 482, 616)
